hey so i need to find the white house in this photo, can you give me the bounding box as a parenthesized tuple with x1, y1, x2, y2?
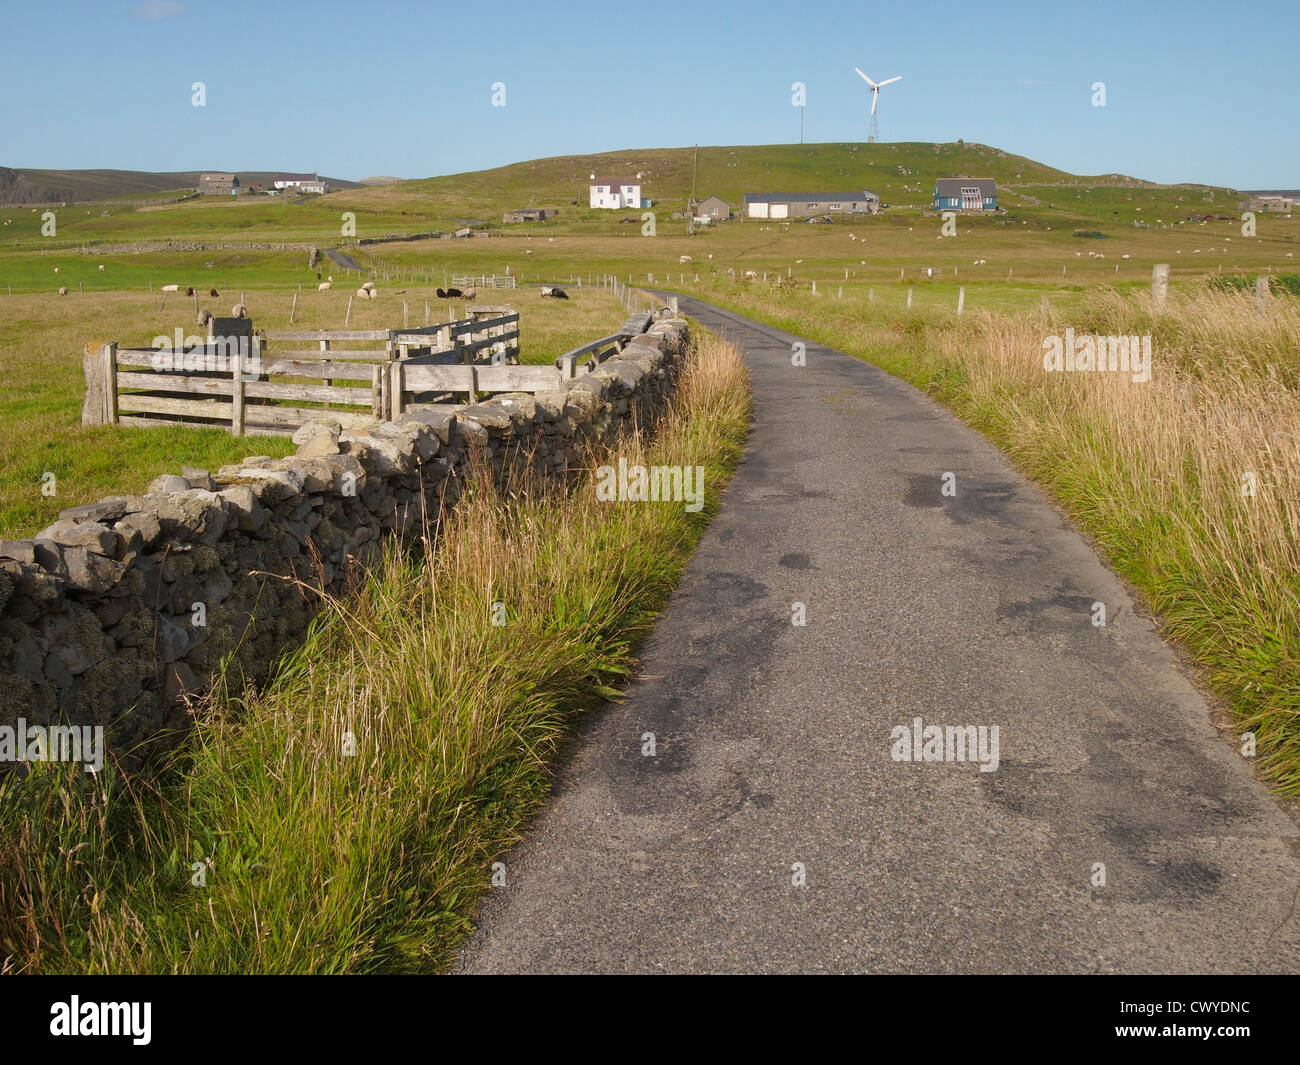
(274, 172, 328, 193)
(589, 173, 642, 210)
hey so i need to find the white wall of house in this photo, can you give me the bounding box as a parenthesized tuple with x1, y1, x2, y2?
(590, 183, 641, 209)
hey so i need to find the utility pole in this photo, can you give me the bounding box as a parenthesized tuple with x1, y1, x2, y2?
(687, 143, 699, 236)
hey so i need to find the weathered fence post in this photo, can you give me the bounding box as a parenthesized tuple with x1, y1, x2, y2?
(907, 286, 913, 309)
(389, 361, 404, 420)
(1151, 263, 1170, 310)
(230, 355, 244, 436)
(957, 286, 965, 316)
(1256, 275, 1269, 317)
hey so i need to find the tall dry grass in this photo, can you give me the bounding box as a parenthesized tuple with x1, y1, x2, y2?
(0, 330, 751, 973)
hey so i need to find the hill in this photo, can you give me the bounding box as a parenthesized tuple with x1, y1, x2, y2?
(0, 167, 361, 204)
(330, 142, 1240, 226)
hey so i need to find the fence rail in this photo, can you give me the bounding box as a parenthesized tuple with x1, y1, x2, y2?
(81, 301, 659, 437)
(452, 274, 517, 290)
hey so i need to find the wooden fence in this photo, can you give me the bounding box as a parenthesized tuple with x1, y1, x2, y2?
(84, 308, 653, 436)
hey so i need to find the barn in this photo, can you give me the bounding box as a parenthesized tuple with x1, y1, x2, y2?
(933, 178, 997, 211)
(503, 207, 559, 223)
(198, 173, 239, 196)
(743, 192, 879, 219)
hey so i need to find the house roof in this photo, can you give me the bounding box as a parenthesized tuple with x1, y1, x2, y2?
(275, 172, 317, 183)
(743, 192, 875, 204)
(590, 176, 639, 188)
(200, 173, 236, 181)
(934, 178, 997, 196)
(698, 194, 730, 206)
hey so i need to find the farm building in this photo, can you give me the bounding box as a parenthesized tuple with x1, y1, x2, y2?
(1243, 191, 1297, 212)
(933, 178, 997, 211)
(589, 174, 642, 210)
(274, 172, 328, 193)
(695, 195, 731, 221)
(503, 207, 558, 223)
(198, 173, 239, 196)
(743, 192, 879, 219)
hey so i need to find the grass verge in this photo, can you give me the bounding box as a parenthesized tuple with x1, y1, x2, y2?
(0, 327, 751, 973)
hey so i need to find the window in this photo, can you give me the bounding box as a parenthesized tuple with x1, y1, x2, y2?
(960, 186, 983, 210)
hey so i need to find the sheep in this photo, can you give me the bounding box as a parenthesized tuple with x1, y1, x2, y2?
(53, 267, 59, 274)
(356, 287, 370, 299)
(361, 281, 375, 292)
(540, 285, 568, 299)
(679, 255, 693, 264)
(185, 286, 195, 296)
(744, 270, 758, 280)
(209, 288, 219, 297)
(197, 309, 212, 326)
(436, 287, 464, 299)
(462, 287, 476, 300)
(97, 264, 105, 271)
(367, 288, 378, 299)
(161, 284, 180, 293)
(318, 281, 332, 292)
(58, 286, 68, 295)
(231, 303, 248, 318)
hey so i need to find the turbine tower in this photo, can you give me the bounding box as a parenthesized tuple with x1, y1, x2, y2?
(854, 68, 901, 143)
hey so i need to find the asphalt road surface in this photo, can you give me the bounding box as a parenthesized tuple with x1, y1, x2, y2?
(454, 295, 1300, 974)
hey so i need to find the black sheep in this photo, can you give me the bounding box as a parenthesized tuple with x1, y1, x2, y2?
(209, 288, 219, 298)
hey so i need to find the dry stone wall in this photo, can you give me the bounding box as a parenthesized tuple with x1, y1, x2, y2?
(0, 316, 689, 767)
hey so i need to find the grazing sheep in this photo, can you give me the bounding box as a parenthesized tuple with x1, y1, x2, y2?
(185, 286, 195, 297)
(161, 284, 180, 293)
(361, 281, 375, 292)
(367, 288, 377, 299)
(679, 255, 692, 264)
(356, 287, 369, 299)
(318, 281, 332, 291)
(231, 303, 248, 318)
(540, 285, 568, 299)
(744, 270, 758, 280)
(209, 288, 219, 297)
(97, 264, 105, 271)
(197, 309, 212, 326)
(58, 286, 68, 295)
(53, 267, 59, 274)
(462, 287, 476, 300)
(436, 287, 464, 299)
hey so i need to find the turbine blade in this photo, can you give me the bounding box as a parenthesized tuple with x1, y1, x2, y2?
(878, 76, 902, 86)
(855, 67, 877, 87)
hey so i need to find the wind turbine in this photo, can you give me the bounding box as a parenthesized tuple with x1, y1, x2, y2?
(854, 68, 901, 143)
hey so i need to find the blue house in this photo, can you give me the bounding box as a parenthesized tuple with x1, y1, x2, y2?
(934, 177, 997, 211)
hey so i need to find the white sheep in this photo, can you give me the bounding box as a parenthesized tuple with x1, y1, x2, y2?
(58, 286, 68, 295)
(197, 309, 212, 326)
(53, 267, 59, 274)
(318, 281, 332, 291)
(679, 255, 692, 263)
(231, 303, 248, 318)
(97, 264, 105, 271)
(361, 281, 375, 292)
(161, 284, 180, 293)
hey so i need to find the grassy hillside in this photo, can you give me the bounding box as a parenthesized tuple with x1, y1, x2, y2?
(0, 167, 361, 205)
(330, 141, 1240, 226)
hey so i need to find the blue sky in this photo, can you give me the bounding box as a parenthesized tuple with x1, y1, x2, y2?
(1, 0, 1295, 188)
